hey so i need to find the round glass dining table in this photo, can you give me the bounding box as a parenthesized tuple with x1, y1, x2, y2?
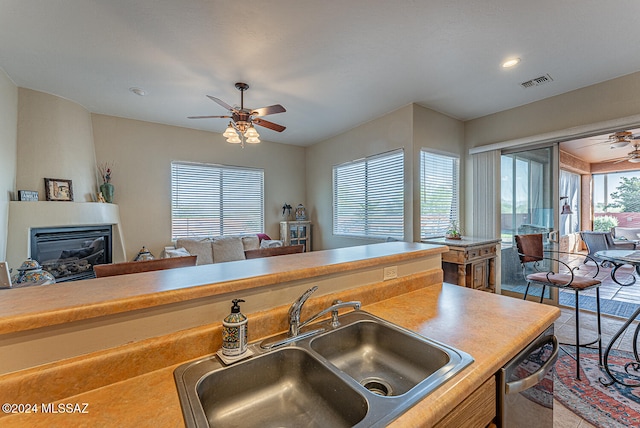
(594, 249, 640, 286)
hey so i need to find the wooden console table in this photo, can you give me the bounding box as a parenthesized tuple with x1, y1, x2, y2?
(422, 237, 501, 293)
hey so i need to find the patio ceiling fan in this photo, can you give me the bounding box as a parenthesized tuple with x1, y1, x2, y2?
(605, 143, 640, 164)
(587, 131, 635, 149)
(188, 82, 286, 146)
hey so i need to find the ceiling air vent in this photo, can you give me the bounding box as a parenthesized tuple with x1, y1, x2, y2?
(520, 74, 553, 89)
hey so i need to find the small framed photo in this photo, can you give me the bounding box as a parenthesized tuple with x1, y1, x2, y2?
(44, 178, 74, 202)
(18, 190, 39, 201)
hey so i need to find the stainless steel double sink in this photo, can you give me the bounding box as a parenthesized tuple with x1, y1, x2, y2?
(174, 310, 473, 427)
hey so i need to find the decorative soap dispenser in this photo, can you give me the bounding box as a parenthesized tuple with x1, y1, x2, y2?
(222, 299, 248, 357)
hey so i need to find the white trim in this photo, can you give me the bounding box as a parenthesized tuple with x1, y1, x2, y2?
(469, 114, 640, 155)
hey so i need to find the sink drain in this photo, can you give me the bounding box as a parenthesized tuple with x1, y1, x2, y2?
(360, 377, 393, 396)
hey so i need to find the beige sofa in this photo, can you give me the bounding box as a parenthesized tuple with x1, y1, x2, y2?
(167, 235, 303, 265)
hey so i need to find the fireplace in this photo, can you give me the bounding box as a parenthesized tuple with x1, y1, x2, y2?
(30, 226, 113, 282)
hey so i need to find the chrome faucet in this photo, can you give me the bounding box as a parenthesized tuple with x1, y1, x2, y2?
(288, 286, 361, 337)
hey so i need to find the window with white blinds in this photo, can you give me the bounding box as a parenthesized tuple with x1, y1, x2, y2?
(420, 150, 459, 239)
(333, 149, 404, 239)
(171, 161, 264, 239)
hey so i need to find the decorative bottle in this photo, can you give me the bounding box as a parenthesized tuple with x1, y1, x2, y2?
(222, 299, 248, 357)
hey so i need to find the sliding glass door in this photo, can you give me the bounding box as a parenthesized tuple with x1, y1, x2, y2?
(500, 145, 559, 304)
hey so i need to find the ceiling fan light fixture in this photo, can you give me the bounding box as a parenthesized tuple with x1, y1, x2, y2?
(610, 141, 630, 149)
(244, 125, 259, 139)
(189, 82, 286, 147)
(226, 134, 242, 144)
(628, 157, 640, 163)
(223, 123, 237, 139)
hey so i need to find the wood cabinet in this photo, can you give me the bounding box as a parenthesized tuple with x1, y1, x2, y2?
(422, 237, 500, 293)
(434, 376, 496, 428)
(280, 221, 312, 252)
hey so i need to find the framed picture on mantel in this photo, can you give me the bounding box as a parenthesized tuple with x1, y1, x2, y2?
(44, 178, 74, 202)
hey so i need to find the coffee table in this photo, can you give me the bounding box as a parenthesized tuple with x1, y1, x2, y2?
(594, 249, 640, 286)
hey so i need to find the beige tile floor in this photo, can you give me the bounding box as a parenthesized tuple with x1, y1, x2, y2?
(560, 263, 640, 305)
(553, 305, 639, 427)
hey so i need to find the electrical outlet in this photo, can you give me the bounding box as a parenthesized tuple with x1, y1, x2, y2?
(0, 262, 11, 288)
(383, 266, 398, 281)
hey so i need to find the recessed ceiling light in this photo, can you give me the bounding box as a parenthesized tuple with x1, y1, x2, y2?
(502, 58, 521, 68)
(129, 87, 147, 96)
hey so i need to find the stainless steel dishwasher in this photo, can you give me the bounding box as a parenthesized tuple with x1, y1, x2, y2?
(497, 325, 559, 428)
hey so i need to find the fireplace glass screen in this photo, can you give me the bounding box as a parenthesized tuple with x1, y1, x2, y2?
(30, 226, 113, 282)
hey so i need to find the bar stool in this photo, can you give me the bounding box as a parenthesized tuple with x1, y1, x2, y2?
(515, 234, 602, 380)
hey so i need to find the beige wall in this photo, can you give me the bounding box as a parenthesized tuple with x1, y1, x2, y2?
(306, 105, 414, 249)
(306, 104, 465, 248)
(0, 69, 18, 261)
(91, 115, 306, 258)
(465, 71, 640, 150)
(412, 104, 465, 240)
(17, 88, 97, 201)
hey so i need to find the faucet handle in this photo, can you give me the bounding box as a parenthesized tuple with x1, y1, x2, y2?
(331, 300, 343, 327)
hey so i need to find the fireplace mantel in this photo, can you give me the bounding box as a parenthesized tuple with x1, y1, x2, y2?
(7, 202, 126, 271)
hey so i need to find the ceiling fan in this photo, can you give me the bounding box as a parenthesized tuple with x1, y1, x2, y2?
(587, 131, 635, 149)
(188, 82, 286, 146)
(606, 143, 640, 163)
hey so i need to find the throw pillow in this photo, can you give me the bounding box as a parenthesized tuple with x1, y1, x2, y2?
(260, 239, 283, 248)
(241, 235, 260, 251)
(212, 236, 246, 263)
(164, 247, 191, 258)
(176, 238, 213, 265)
(257, 233, 271, 242)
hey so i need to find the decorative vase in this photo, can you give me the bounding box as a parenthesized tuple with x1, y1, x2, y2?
(133, 246, 155, 261)
(100, 182, 114, 203)
(11, 259, 56, 287)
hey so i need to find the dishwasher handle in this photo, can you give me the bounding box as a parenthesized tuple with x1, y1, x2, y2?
(505, 335, 559, 395)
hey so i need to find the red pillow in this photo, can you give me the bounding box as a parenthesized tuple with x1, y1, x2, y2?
(256, 233, 271, 242)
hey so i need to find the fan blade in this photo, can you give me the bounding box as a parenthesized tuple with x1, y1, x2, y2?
(251, 104, 286, 117)
(206, 95, 236, 112)
(187, 115, 232, 119)
(253, 118, 286, 132)
(613, 158, 630, 164)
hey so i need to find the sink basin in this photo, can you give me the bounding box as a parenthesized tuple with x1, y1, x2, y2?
(175, 310, 473, 427)
(310, 319, 451, 396)
(196, 348, 367, 427)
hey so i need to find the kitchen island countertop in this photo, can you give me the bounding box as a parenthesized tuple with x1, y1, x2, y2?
(0, 281, 559, 427)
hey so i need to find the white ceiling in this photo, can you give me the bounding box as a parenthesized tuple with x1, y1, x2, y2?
(2, 0, 640, 147)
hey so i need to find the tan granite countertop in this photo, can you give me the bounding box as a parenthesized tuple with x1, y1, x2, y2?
(0, 282, 559, 427)
(0, 242, 445, 335)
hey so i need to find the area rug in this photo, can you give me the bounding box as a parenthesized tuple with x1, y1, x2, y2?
(559, 293, 640, 319)
(555, 347, 640, 427)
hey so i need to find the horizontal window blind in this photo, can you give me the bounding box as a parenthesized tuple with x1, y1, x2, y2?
(420, 150, 459, 239)
(333, 149, 404, 239)
(171, 161, 264, 239)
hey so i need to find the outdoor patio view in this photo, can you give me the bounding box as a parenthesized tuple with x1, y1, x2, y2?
(501, 158, 640, 317)
(593, 171, 640, 231)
